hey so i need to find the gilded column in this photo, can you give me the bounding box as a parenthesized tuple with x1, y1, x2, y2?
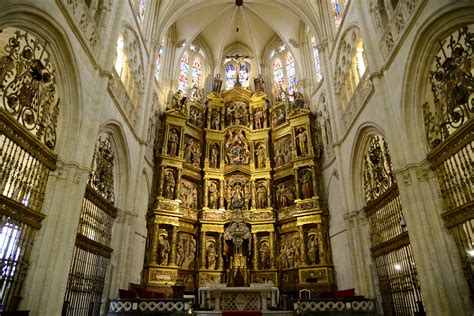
(150, 220, 160, 265)
(251, 180, 256, 209)
(266, 179, 271, 209)
(159, 166, 166, 198)
(253, 233, 258, 270)
(311, 166, 318, 198)
(178, 127, 185, 158)
(170, 226, 178, 266)
(220, 180, 225, 209)
(175, 169, 182, 200)
(270, 231, 276, 269)
(298, 225, 306, 266)
(204, 178, 209, 207)
(294, 168, 301, 199)
(317, 223, 327, 264)
(218, 233, 224, 270)
(200, 233, 207, 269)
(162, 126, 169, 155)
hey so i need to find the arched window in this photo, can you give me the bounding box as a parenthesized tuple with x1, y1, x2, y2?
(331, 0, 349, 29)
(334, 26, 368, 110)
(239, 64, 250, 88)
(113, 28, 144, 111)
(270, 44, 298, 99)
(224, 56, 250, 90)
(178, 51, 189, 93)
(177, 44, 206, 95)
(0, 27, 60, 310)
(311, 36, 323, 83)
(155, 45, 162, 81)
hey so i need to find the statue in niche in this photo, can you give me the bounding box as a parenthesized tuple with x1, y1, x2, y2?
(244, 183, 251, 210)
(158, 233, 170, 265)
(276, 181, 294, 208)
(231, 184, 244, 210)
(259, 241, 270, 269)
(225, 129, 250, 165)
(209, 143, 219, 168)
(212, 73, 223, 93)
(295, 127, 309, 156)
(191, 142, 201, 167)
(211, 110, 221, 130)
(254, 73, 265, 93)
(274, 136, 292, 167)
(183, 137, 194, 162)
(307, 234, 319, 265)
(163, 170, 175, 199)
(253, 107, 264, 129)
(191, 186, 198, 209)
(206, 242, 218, 270)
(208, 181, 219, 209)
(255, 142, 266, 168)
(256, 182, 267, 209)
(300, 168, 313, 199)
(167, 128, 179, 156)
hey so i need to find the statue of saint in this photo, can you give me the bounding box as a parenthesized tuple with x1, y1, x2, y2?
(211, 110, 221, 129)
(167, 129, 179, 156)
(296, 127, 309, 156)
(212, 73, 223, 93)
(307, 235, 319, 265)
(206, 242, 217, 270)
(259, 241, 270, 269)
(163, 170, 175, 199)
(254, 107, 264, 129)
(256, 142, 266, 168)
(208, 182, 219, 209)
(300, 169, 313, 199)
(209, 143, 218, 168)
(158, 234, 170, 265)
(256, 183, 267, 209)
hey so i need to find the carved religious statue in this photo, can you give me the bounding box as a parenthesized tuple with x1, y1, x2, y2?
(158, 233, 170, 265)
(225, 129, 250, 165)
(296, 127, 309, 156)
(255, 142, 266, 168)
(256, 182, 267, 209)
(211, 110, 221, 130)
(167, 128, 179, 156)
(163, 170, 175, 199)
(253, 107, 264, 129)
(209, 143, 219, 168)
(259, 241, 270, 269)
(206, 242, 218, 270)
(208, 181, 219, 209)
(307, 234, 319, 265)
(300, 168, 313, 199)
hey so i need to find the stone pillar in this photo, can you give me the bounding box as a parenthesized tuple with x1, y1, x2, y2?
(298, 225, 306, 266)
(169, 226, 178, 266)
(270, 231, 276, 269)
(218, 233, 224, 270)
(393, 161, 470, 314)
(253, 233, 258, 270)
(200, 233, 207, 269)
(219, 180, 225, 209)
(150, 220, 160, 265)
(204, 178, 209, 207)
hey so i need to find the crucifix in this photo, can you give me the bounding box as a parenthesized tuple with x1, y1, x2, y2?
(225, 53, 251, 87)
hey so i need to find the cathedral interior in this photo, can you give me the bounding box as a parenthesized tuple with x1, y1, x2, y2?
(0, 0, 473, 315)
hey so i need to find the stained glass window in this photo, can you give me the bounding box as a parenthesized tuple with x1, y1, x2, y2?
(178, 51, 189, 93)
(192, 57, 202, 87)
(155, 46, 162, 80)
(273, 58, 284, 88)
(239, 64, 250, 89)
(332, 0, 341, 29)
(115, 35, 124, 76)
(312, 36, 323, 82)
(137, 0, 147, 26)
(286, 53, 296, 95)
(226, 64, 236, 89)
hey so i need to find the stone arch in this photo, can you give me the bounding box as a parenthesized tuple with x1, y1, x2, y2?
(349, 123, 387, 210)
(401, 4, 474, 163)
(98, 120, 132, 211)
(0, 4, 83, 162)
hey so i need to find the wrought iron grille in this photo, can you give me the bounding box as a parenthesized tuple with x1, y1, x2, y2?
(63, 135, 117, 316)
(374, 244, 424, 316)
(0, 28, 58, 311)
(424, 25, 474, 293)
(363, 135, 424, 314)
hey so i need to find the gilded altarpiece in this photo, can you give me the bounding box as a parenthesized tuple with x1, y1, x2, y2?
(144, 87, 334, 295)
